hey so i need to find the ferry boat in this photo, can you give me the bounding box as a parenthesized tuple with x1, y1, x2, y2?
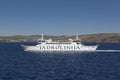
(21, 34, 98, 52)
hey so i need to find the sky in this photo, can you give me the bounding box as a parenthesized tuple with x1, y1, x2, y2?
(0, 0, 120, 36)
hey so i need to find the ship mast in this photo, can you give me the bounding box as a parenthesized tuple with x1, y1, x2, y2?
(76, 34, 78, 40)
(41, 34, 44, 41)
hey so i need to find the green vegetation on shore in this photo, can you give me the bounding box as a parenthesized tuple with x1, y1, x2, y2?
(0, 33, 120, 42)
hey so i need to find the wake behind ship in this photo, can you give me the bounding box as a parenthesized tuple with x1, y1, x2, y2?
(21, 34, 98, 52)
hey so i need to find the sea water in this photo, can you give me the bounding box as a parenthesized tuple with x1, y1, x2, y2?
(0, 42, 120, 80)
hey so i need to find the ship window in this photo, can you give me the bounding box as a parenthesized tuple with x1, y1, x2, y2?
(77, 43, 79, 44)
(46, 42, 71, 44)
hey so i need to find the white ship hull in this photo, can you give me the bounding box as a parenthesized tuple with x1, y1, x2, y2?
(22, 44, 98, 52)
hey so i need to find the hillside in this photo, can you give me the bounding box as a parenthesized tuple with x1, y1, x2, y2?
(0, 33, 120, 42)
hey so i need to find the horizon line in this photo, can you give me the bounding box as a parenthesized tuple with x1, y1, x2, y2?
(0, 33, 120, 37)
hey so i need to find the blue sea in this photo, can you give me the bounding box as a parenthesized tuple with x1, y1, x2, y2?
(0, 42, 120, 80)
